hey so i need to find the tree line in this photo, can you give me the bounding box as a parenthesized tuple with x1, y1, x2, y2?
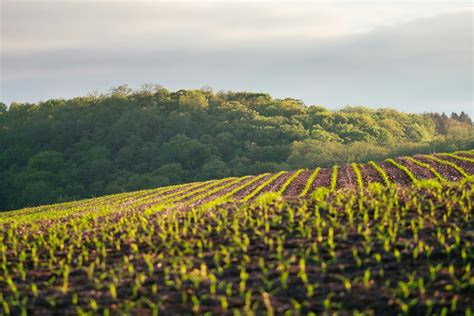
(0, 85, 472, 211)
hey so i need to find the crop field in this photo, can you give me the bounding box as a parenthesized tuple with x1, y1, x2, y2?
(0, 150, 473, 315)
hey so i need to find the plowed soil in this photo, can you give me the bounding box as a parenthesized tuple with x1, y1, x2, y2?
(336, 165, 356, 189)
(414, 156, 463, 182)
(232, 174, 273, 199)
(283, 170, 311, 196)
(397, 158, 434, 180)
(190, 177, 254, 206)
(359, 164, 383, 185)
(378, 161, 412, 186)
(135, 179, 236, 211)
(265, 171, 294, 192)
(308, 168, 332, 193)
(3, 180, 472, 315)
(455, 152, 474, 159)
(436, 155, 474, 174)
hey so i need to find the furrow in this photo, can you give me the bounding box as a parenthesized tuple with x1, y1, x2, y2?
(415, 156, 464, 182)
(447, 153, 474, 163)
(243, 171, 287, 201)
(161, 178, 237, 205)
(424, 155, 469, 178)
(309, 167, 332, 193)
(183, 176, 253, 206)
(385, 159, 418, 184)
(336, 165, 356, 190)
(299, 168, 321, 197)
(262, 171, 293, 193)
(395, 158, 434, 181)
(435, 154, 474, 175)
(368, 161, 391, 185)
(404, 157, 445, 182)
(278, 169, 305, 195)
(377, 161, 411, 186)
(222, 174, 270, 200)
(359, 163, 384, 186)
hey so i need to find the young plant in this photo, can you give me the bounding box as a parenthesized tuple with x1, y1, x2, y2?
(386, 159, 418, 184)
(329, 165, 339, 191)
(299, 168, 320, 197)
(278, 169, 304, 195)
(424, 155, 469, 178)
(368, 161, 391, 185)
(352, 163, 364, 190)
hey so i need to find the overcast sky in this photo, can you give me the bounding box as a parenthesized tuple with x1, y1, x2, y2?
(1, 1, 473, 115)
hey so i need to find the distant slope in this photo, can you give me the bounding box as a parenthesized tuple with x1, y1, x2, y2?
(0, 150, 472, 315)
(1, 150, 473, 223)
(1, 87, 473, 211)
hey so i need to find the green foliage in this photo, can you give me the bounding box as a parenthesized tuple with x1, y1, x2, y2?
(0, 87, 473, 211)
(329, 165, 339, 191)
(178, 90, 209, 109)
(352, 163, 364, 190)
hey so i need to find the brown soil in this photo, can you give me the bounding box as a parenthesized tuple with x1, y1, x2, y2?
(307, 168, 332, 194)
(283, 170, 311, 196)
(265, 171, 294, 192)
(414, 156, 463, 182)
(359, 164, 383, 185)
(435, 155, 474, 175)
(118, 184, 194, 209)
(336, 165, 356, 189)
(455, 152, 474, 159)
(232, 174, 273, 199)
(3, 182, 471, 315)
(396, 158, 434, 180)
(134, 179, 234, 211)
(188, 177, 254, 206)
(378, 161, 412, 186)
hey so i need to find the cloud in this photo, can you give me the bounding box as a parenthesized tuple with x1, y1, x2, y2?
(0, 2, 472, 116)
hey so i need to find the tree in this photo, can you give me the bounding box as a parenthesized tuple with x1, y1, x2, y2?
(179, 90, 208, 109)
(140, 83, 164, 96)
(310, 127, 342, 142)
(109, 84, 133, 97)
(155, 163, 188, 184)
(1, 85, 472, 211)
(28, 150, 65, 173)
(160, 134, 215, 170)
(20, 181, 58, 207)
(196, 157, 230, 180)
(458, 111, 472, 125)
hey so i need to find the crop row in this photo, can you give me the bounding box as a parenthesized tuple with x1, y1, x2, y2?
(1, 150, 473, 224)
(0, 177, 472, 315)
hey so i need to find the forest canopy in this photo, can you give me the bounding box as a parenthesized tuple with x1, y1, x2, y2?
(0, 85, 473, 211)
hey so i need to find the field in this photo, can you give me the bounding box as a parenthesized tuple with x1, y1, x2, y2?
(0, 151, 473, 315)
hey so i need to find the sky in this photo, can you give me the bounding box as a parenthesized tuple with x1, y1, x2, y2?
(1, 1, 473, 116)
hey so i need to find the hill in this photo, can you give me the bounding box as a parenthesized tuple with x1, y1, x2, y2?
(2, 150, 472, 222)
(0, 150, 473, 314)
(1, 86, 473, 211)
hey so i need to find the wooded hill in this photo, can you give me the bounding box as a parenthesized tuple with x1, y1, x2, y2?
(0, 85, 472, 211)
